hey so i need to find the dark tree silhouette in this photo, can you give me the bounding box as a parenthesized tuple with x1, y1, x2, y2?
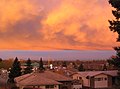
(108, 0, 120, 88)
(102, 64, 107, 71)
(8, 57, 22, 83)
(0, 58, 2, 62)
(108, 47, 120, 88)
(78, 64, 85, 71)
(24, 58, 33, 74)
(108, 0, 120, 41)
(108, 47, 120, 69)
(62, 61, 67, 68)
(39, 58, 45, 71)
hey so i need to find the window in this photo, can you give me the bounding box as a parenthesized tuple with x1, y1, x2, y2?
(79, 77, 82, 79)
(65, 82, 68, 85)
(77, 76, 82, 80)
(104, 78, 107, 80)
(94, 78, 103, 81)
(46, 85, 54, 88)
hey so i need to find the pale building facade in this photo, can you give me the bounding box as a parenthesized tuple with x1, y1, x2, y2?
(71, 70, 118, 89)
(19, 85, 59, 89)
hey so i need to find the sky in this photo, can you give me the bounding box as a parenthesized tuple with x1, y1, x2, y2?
(0, 50, 116, 60)
(0, 0, 119, 51)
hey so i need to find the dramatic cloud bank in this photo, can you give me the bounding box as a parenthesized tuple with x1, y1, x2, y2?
(0, 0, 118, 50)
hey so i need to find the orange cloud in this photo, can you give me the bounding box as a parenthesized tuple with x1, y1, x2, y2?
(0, 0, 118, 50)
(41, 0, 118, 50)
(0, 0, 41, 32)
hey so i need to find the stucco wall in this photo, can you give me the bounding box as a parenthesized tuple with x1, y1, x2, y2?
(94, 74, 108, 88)
(20, 85, 59, 89)
(39, 86, 45, 89)
(72, 85, 82, 89)
(82, 77, 89, 87)
(72, 74, 81, 80)
(72, 73, 89, 87)
(55, 85, 59, 89)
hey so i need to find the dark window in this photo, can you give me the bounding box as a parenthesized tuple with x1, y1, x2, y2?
(104, 78, 107, 80)
(95, 78, 103, 81)
(45, 85, 54, 88)
(79, 77, 82, 79)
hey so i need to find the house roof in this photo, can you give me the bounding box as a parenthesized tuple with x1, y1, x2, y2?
(15, 70, 72, 86)
(39, 71, 73, 81)
(16, 73, 61, 86)
(77, 70, 118, 77)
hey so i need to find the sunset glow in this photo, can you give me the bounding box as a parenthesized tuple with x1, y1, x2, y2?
(0, 0, 118, 50)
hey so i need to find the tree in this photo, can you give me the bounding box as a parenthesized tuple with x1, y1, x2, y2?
(108, 0, 120, 88)
(24, 58, 33, 74)
(0, 59, 13, 70)
(0, 58, 3, 68)
(102, 64, 107, 71)
(8, 57, 22, 83)
(108, 0, 120, 41)
(108, 47, 120, 69)
(0, 58, 2, 62)
(108, 47, 120, 88)
(39, 58, 45, 71)
(78, 64, 85, 71)
(62, 61, 67, 68)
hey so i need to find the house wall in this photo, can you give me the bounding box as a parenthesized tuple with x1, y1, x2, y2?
(72, 73, 89, 87)
(21, 85, 46, 89)
(20, 85, 59, 89)
(55, 85, 59, 89)
(108, 75, 112, 88)
(82, 77, 89, 87)
(59, 81, 72, 89)
(72, 74, 81, 80)
(39, 86, 45, 89)
(72, 85, 82, 89)
(94, 74, 108, 88)
(90, 77, 94, 88)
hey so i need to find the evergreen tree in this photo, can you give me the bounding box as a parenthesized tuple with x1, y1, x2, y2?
(102, 64, 107, 71)
(78, 64, 85, 71)
(62, 61, 67, 68)
(39, 58, 45, 71)
(24, 58, 33, 74)
(0, 58, 2, 62)
(108, 0, 120, 88)
(72, 62, 78, 69)
(108, 47, 120, 88)
(8, 57, 22, 83)
(108, 47, 120, 69)
(108, 0, 120, 41)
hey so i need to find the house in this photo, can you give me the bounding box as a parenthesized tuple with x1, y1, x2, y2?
(71, 70, 118, 89)
(0, 68, 8, 87)
(72, 80, 82, 89)
(15, 70, 73, 89)
(0, 68, 8, 79)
